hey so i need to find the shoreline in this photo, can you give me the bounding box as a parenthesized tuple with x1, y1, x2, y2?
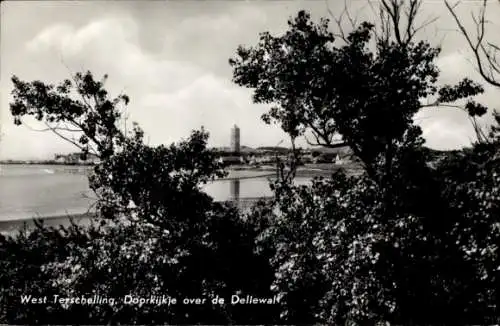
(0, 196, 271, 234)
(0, 212, 97, 234)
(0, 165, 363, 233)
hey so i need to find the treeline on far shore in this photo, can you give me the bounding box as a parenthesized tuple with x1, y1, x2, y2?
(0, 146, 452, 166)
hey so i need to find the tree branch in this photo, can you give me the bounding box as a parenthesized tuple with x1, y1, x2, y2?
(420, 101, 492, 144)
(326, 0, 357, 43)
(23, 122, 81, 133)
(445, 0, 500, 88)
(42, 122, 87, 152)
(377, 0, 439, 47)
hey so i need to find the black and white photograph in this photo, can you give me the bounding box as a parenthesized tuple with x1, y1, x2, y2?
(0, 0, 499, 324)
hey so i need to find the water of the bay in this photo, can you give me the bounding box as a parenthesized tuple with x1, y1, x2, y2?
(0, 164, 312, 221)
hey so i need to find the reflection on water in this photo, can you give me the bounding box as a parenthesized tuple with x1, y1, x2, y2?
(230, 179, 240, 201)
(202, 176, 311, 203)
(0, 164, 312, 221)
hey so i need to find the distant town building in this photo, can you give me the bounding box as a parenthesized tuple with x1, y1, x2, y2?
(219, 155, 245, 165)
(54, 152, 100, 165)
(230, 124, 240, 153)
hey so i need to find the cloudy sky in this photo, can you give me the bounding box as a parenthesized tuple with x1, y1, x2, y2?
(1, 0, 499, 160)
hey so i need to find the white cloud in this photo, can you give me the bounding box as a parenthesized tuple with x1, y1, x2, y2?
(137, 73, 281, 147)
(26, 24, 74, 53)
(25, 16, 204, 93)
(1, 14, 284, 160)
(412, 51, 499, 150)
(418, 117, 474, 150)
(436, 51, 478, 84)
(4, 3, 500, 160)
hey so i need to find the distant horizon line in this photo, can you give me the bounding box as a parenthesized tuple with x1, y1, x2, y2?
(0, 145, 347, 161)
(0, 144, 466, 162)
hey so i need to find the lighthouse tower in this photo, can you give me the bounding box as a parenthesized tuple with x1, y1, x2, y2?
(230, 124, 240, 154)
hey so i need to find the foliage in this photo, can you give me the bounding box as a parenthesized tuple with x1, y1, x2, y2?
(232, 10, 500, 325)
(10, 72, 127, 160)
(2, 72, 279, 324)
(1, 203, 278, 324)
(229, 10, 484, 182)
(246, 148, 499, 324)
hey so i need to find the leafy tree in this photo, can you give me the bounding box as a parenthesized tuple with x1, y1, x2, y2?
(231, 7, 499, 325)
(2, 71, 279, 324)
(229, 9, 485, 190)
